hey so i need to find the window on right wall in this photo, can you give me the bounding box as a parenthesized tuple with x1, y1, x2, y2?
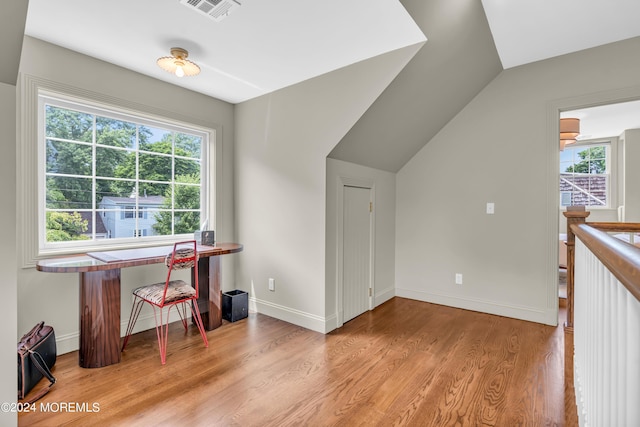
(560, 142, 610, 208)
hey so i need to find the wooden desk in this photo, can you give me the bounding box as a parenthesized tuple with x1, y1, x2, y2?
(36, 243, 243, 368)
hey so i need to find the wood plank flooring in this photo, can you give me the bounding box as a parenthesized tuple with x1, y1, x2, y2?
(19, 297, 576, 426)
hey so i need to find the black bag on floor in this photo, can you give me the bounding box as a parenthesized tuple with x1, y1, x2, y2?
(18, 322, 57, 403)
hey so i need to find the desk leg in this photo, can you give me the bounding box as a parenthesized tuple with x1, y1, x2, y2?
(194, 256, 222, 330)
(79, 269, 121, 368)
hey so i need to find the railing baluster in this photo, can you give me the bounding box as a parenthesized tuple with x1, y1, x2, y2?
(572, 223, 640, 427)
(627, 294, 640, 424)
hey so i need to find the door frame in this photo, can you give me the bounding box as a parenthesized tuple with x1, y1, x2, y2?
(547, 85, 640, 325)
(336, 175, 375, 328)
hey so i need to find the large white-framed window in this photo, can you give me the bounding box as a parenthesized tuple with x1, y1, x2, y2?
(559, 141, 611, 208)
(35, 90, 213, 255)
(16, 73, 222, 268)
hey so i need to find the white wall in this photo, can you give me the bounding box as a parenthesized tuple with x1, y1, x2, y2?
(0, 82, 18, 427)
(396, 36, 640, 326)
(235, 44, 422, 332)
(17, 37, 236, 354)
(325, 158, 396, 328)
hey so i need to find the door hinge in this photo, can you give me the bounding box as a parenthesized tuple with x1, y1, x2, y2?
(369, 202, 373, 212)
(369, 288, 372, 297)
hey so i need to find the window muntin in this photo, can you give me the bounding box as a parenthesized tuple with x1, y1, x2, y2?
(41, 97, 209, 249)
(559, 143, 610, 207)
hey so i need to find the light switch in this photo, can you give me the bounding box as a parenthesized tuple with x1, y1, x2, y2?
(486, 202, 495, 214)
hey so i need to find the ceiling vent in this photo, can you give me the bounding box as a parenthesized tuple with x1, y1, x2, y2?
(180, 0, 241, 22)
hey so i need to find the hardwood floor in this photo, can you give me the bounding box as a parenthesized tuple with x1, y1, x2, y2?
(19, 298, 576, 426)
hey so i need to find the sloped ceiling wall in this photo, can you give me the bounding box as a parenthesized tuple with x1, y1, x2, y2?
(0, 0, 29, 85)
(328, 0, 503, 172)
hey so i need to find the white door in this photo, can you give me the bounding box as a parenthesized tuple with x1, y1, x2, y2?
(342, 185, 372, 323)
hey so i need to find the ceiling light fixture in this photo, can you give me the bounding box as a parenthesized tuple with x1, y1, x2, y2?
(157, 48, 200, 78)
(560, 118, 580, 151)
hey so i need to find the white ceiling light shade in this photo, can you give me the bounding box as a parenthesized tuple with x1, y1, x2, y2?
(157, 48, 200, 78)
(560, 118, 580, 151)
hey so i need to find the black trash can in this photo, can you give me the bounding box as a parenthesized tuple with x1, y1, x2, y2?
(222, 290, 248, 322)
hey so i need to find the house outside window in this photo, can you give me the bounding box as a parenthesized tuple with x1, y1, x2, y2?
(559, 143, 610, 207)
(41, 95, 209, 249)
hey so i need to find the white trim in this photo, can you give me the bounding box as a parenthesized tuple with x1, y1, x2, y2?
(374, 286, 395, 307)
(547, 84, 640, 320)
(395, 287, 556, 325)
(249, 296, 330, 333)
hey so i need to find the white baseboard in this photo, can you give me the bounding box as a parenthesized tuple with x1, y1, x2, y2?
(395, 287, 556, 326)
(249, 287, 396, 335)
(375, 287, 395, 307)
(249, 297, 331, 333)
(57, 287, 549, 355)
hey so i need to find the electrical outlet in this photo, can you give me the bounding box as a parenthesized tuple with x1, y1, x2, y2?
(455, 273, 463, 285)
(268, 278, 275, 291)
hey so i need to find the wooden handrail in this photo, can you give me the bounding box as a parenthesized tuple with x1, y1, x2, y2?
(563, 209, 640, 328)
(570, 223, 640, 302)
(586, 222, 640, 233)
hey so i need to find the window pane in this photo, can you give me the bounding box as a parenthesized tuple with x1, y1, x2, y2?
(94, 210, 111, 239)
(139, 183, 169, 199)
(96, 117, 136, 149)
(45, 210, 92, 242)
(585, 176, 607, 206)
(152, 209, 174, 236)
(96, 146, 134, 178)
(46, 140, 92, 175)
(45, 105, 93, 142)
(140, 127, 172, 153)
(95, 179, 135, 208)
(139, 152, 172, 181)
(174, 211, 200, 234)
(174, 183, 201, 209)
(175, 133, 202, 159)
(175, 158, 200, 178)
(46, 176, 92, 209)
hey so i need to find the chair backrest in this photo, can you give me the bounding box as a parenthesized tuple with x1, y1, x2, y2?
(165, 246, 196, 270)
(162, 240, 199, 303)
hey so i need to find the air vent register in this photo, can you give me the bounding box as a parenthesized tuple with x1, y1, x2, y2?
(180, 0, 241, 22)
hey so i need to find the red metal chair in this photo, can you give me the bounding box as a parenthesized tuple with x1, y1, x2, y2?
(121, 240, 208, 364)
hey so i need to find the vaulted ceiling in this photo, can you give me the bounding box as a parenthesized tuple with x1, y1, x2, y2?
(5, 0, 640, 172)
(329, 0, 502, 171)
(330, 0, 640, 171)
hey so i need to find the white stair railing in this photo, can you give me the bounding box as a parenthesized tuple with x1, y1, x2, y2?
(573, 232, 640, 427)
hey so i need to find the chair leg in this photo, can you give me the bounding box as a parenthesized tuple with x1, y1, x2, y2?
(126, 300, 208, 365)
(151, 306, 172, 365)
(190, 301, 209, 348)
(176, 303, 189, 331)
(122, 297, 145, 351)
